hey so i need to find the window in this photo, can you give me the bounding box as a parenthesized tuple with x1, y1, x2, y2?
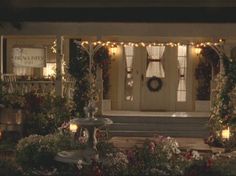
(13, 67, 33, 76)
(146, 46, 165, 78)
(43, 63, 56, 78)
(177, 45, 187, 102)
(124, 45, 134, 101)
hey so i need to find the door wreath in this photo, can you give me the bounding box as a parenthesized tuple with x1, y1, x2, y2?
(147, 76, 163, 92)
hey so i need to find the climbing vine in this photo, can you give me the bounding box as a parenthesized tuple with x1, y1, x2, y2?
(68, 40, 111, 117)
(207, 54, 236, 147)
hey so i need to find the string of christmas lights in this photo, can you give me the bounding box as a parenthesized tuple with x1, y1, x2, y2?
(80, 39, 224, 48)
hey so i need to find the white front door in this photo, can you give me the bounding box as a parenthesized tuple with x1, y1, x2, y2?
(140, 47, 178, 111)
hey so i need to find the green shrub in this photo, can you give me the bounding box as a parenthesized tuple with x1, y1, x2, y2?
(23, 92, 73, 136)
(16, 134, 58, 172)
(0, 159, 22, 176)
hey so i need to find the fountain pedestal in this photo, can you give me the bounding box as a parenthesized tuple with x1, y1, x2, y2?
(55, 117, 113, 164)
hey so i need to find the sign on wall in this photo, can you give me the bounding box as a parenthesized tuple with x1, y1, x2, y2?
(12, 47, 46, 68)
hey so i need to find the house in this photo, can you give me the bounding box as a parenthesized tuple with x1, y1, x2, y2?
(1, 0, 236, 116)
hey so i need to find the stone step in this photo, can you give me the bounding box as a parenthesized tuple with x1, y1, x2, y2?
(102, 115, 209, 138)
(109, 123, 207, 131)
(109, 130, 208, 138)
(106, 116, 208, 124)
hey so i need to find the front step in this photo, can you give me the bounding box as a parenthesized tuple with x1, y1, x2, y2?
(103, 115, 209, 138)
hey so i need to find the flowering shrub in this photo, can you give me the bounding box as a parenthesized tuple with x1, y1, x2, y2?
(102, 152, 129, 176)
(16, 134, 58, 172)
(184, 153, 236, 176)
(15, 133, 236, 176)
(126, 136, 188, 176)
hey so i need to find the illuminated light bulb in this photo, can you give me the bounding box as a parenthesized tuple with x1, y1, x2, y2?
(140, 42, 145, 47)
(222, 127, 230, 140)
(0, 129, 2, 140)
(93, 42, 97, 45)
(207, 42, 211, 45)
(69, 123, 78, 133)
(120, 42, 124, 45)
(219, 38, 223, 42)
(97, 41, 101, 44)
(135, 44, 139, 47)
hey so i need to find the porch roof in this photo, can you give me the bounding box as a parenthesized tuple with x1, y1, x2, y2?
(1, 0, 236, 23)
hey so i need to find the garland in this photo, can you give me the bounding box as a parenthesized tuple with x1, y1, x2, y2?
(68, 40, 111, 117)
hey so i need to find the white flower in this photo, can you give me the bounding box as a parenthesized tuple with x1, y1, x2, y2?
(77, 160, 83, 170)
(191, 150, 202, 160)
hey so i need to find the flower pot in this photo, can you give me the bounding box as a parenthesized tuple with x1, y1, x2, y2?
(0, 108, 22, 125)
(195, 100, 210, 112)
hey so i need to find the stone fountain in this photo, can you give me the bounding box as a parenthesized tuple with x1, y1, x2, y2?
(55, 100, 113, 164)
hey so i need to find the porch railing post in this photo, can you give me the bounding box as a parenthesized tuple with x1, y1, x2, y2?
(55, 35, 64, 97)
(0, 35, 3, 80)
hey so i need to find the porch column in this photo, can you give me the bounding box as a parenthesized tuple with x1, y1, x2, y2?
(55, 35, 64, 97)
(0, 36, 3, 80)
(96, 67, 103, 115)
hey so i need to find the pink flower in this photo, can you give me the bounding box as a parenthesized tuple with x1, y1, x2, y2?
(149, 142, 156, 153)
(206, 158, 213, 168)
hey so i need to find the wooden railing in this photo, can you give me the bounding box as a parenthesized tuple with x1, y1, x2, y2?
(2, 74, 75, 99)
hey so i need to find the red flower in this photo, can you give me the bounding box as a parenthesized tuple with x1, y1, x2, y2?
(206, 158, 213, 168)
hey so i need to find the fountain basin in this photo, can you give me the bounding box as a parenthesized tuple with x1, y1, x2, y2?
(70, 117, 113, 128)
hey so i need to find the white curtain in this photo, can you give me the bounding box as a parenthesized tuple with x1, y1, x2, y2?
(177, 46, 187, 102)
(13, 67, 33, 76)
(124, 45, 134, 101)
(124, 46, 134, 79)
(146, 46, 165, 78)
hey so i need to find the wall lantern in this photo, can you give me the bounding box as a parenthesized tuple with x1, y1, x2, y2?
(195, 47, 202, 55)
(110, 45, 118, 56)
(222, 127, 230, 140)
(0, 129, 2, 140)
(69, 123, 78, 133)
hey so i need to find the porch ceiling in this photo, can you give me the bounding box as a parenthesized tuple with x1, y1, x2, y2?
(8, 0, 236, 8)
(1, 1, 236, 22)
(2, 23, 236, 41)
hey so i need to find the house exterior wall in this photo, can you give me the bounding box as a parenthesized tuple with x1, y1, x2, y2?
(2, 22, 236, 111)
